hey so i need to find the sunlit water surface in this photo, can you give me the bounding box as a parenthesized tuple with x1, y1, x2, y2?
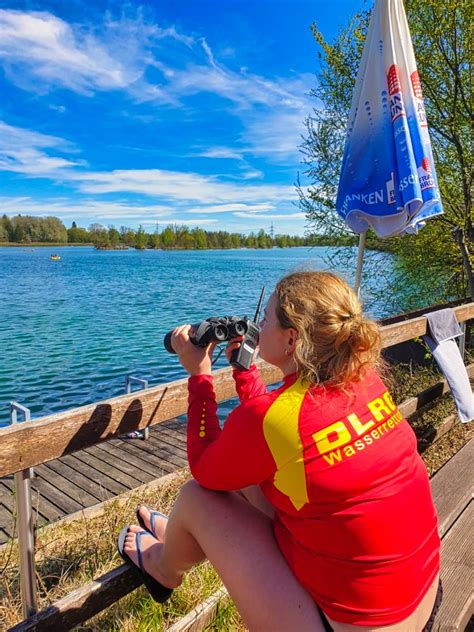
(0, 246, 399, 427)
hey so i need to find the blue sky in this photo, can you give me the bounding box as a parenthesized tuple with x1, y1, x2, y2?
(0, 0, 365, 236)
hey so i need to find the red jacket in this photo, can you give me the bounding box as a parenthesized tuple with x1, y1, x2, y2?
(187, 365, 440, 625)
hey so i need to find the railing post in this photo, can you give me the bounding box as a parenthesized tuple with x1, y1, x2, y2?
(458, 322, 466, 359)
(10, 402, 37, 618)
(125, 375, 150, 440)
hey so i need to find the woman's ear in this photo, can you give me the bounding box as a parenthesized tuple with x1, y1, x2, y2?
(287, 328, 299, 353)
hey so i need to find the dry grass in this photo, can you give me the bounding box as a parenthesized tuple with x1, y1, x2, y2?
(0, 469, 237, 630)
(0, 360, 472, 631)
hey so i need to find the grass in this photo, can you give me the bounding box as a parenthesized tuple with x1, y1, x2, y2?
(0, 359, 472, 631)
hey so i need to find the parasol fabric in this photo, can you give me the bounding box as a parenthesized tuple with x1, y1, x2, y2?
(336, 0, 443, 238)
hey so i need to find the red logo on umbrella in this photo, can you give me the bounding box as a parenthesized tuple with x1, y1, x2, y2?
(421, 157, 431, 173)
(387, 65, 401, 96)
(411, 71, 424, 100)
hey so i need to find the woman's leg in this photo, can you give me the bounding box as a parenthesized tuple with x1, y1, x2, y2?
(125, 480, 324, 631)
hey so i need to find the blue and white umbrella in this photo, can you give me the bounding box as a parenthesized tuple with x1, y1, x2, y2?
(336, 0, 443, 289)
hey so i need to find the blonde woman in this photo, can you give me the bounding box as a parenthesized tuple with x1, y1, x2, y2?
(119, 272, 441, 631)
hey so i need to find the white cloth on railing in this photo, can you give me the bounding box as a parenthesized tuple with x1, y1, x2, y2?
(423, 308, 473, 423)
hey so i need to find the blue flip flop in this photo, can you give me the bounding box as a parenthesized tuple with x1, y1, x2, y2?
(136, 505, 168, 538)
(117, 526, 173, 603)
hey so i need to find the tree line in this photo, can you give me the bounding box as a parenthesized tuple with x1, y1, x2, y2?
(0, 214, 335, 250)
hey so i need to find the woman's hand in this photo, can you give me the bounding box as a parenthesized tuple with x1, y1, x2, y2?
(171, 325, 216, 376)
(226, 337, 259, 368)
(225, 336, 244, 364)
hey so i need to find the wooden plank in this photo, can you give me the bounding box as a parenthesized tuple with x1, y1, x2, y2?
(417, 415, 457, 453)
(381, 303, 474, 348)
(0, 503, 15, 540)
(148, 428, 188, 456)
(433, 503, 473, 631)
(431, 439, 473, 538)
(70, 449, 144, 490)
(37, 463, 103, 508)
(22, 473, 83, 515)
(167, 588, 228, 632)
(113, 439, 181, 474)
(399, 364, 474, 419)
(84, 444, 154, 485)
(142, 436, 188, 468)
(1, 474, 65, 524)
(151, 430, 188, 455)
(92, 442, 167, 480)
(49, 456, 126, 499)
(7, 564, 140, 632)
(0, 480, 14, 511)
(0, 364, 261, 478)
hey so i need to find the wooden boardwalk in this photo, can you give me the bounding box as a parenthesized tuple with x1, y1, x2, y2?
(0, 419, 188, 544)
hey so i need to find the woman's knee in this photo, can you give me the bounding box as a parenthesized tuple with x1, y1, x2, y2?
(176, 478, 226, 510)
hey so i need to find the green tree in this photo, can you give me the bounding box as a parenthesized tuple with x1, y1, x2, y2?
(68, 224, 90, 243)
(108, 226, 120, 247)
(161, 226, 176, 248)
(192, 227, 207, 249)
(1, 215, 13, 241)
(300, 0, 473, 301)
(134, 225, 148, 250)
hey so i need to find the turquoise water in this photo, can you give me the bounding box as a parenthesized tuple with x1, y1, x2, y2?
(0, 246, 395, 427)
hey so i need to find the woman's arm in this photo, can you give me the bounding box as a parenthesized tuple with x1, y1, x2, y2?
(187, 374, 276, 490)
(233, 364, 268, 402)
(226, 338, 268, 402)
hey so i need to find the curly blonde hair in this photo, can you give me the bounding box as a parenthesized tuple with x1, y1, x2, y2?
(275, 271, 382, 387)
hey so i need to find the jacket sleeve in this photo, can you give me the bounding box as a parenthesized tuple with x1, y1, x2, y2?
(187, 374, 276, 490)
(232, 364, 268, 403)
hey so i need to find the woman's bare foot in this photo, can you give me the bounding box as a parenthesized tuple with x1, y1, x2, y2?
(137, 505, 168, 541)
(123, 525, 179, 589)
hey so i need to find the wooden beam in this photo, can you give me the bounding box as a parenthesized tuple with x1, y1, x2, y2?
(1, 303, 472, 478)
(380, 303, 474, 348)
(166, 588, 228, 632)
(7, 565, 140, 632)
(398, 363, 474, 420)
(0, 363, 281, 477)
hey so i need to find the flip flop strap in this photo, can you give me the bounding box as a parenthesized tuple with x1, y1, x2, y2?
(149, 511, 167, 536)
(135, 530, 147, 572)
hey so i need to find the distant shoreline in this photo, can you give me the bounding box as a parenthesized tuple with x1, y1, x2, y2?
(0, 242, 93, 247)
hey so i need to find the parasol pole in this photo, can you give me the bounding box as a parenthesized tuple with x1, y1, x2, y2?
(354, 231, 367, 297)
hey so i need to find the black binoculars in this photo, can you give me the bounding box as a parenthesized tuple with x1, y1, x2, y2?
(163, 316, 249, 354)
(163, 288, 265, 371)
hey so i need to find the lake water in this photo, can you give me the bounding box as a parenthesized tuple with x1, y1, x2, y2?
(0, 246, 397, 427)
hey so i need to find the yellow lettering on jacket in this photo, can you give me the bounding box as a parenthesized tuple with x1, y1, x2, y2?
(347, 412, 375, 436)
(263, 377, 310, 511)
(367, 396, 393, 421)
(313, 421, 351, 455)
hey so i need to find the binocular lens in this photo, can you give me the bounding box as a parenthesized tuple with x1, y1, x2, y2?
(234, 321, 247, 336)
(214, 324, 228, 341)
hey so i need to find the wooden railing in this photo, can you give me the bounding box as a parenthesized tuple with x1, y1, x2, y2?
(2, 302, 473, 631)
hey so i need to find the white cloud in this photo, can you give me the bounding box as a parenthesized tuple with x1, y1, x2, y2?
(140, 218, 217, 226)
(0, 9, 178, 100)
(70, 168, 296, 205)
(0, 196, 175, 220)
(0, 9, 312, 162)
(234, 212, 306, 219)
(0, 121, 83, 175)
(188, 203, 274, 214)
(197, 147, 245, 160)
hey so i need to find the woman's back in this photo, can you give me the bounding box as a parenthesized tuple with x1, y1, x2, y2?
(257, 367, 440, 625)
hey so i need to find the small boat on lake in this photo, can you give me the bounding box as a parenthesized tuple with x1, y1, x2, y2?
(50, 255, 61, 261)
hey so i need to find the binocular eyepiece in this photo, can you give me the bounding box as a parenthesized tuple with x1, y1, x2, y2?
(163, 316, 249, 354)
